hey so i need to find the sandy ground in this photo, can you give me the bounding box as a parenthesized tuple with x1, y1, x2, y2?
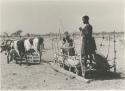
(1, 36, 125, 90)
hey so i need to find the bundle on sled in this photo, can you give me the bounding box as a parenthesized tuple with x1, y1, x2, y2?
(54, 53, 81, 74)
(53, 51, 112, 76)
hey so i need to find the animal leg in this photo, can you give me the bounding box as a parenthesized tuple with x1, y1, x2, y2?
(75, 66, 78, 75)
(39, 51, 42, 63)
(19, 52, 23, 66)
(20, 56, 22, 66)
(69, 66, 71, 72)
(9, 52, 13, 62)
(25, 54, 29, 66)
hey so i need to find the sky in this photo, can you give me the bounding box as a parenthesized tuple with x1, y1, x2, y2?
(0, 0, 124, 35)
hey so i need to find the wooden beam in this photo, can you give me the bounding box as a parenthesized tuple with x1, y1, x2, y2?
(50, 62, 89, 82)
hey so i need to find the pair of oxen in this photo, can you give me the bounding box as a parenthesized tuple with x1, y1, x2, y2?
(0, 37, 44, 65)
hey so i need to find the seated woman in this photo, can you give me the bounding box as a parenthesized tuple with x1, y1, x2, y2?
(62, 32, 75, 56)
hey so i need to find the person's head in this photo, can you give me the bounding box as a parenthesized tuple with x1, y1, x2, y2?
(64, 31, 70, 37)
(82, 15, 89, 24)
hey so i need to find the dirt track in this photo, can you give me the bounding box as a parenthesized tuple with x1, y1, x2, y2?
(1, 37, 125, 90)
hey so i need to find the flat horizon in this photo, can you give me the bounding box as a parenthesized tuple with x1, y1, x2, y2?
(0, 0, 124, 35)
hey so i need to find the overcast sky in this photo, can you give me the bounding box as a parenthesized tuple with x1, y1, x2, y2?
(0, 0, 124, 35)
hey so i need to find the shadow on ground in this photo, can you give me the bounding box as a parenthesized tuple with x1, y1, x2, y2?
(82, 52, 125, 80)
(10, 55, 125, 81)
(85, 70, 125, 80)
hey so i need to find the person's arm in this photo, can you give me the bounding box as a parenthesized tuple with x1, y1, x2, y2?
(69, 38, 73, 46)
(79, 27, 83, 31)
(79, 27, 86, 36)
(62, 38, 66, 44)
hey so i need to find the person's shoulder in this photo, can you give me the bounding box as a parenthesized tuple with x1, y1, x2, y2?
(86, 24, 92, 27)
(86, 24, 92, 30)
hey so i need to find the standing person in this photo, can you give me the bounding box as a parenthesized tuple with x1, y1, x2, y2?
(62, 32, 75, 56)
(79, 15, 96, 67)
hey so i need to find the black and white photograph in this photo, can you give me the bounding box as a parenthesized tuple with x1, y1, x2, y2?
(0, 0, 125, 90)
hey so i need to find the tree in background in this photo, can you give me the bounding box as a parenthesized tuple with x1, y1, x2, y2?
(25, 33, 30, 37)
(3, 32, 9, 37)
(11, 30, 23, 38)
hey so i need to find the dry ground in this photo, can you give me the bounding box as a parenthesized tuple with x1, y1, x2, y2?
(0, 36, 125, 90)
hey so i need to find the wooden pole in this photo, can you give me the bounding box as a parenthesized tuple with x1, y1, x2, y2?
(106, 33, 111, 59)
(114, 30, 116, 72)
(59, 28, 61, 40)
(56, 33, 59, 56)
(73, 32, 76, 55)
(52, 38, 53, 49)
(60, 19, 65, 33)
(79, 35, 84, 77)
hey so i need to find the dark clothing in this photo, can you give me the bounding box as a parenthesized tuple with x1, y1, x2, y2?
(81, 24, 96, 57)
(63, 36, 73, 46)
(17, 39, 26, 57)
(62, 36, 75, 56)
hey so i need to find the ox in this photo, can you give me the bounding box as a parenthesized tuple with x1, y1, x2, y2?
(0, 39, 13, 53)
(24, 37, 44, 55)
(0, 39, 26, 64)
(13, 37, 44, 65)
(1, 37, 44, 65)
